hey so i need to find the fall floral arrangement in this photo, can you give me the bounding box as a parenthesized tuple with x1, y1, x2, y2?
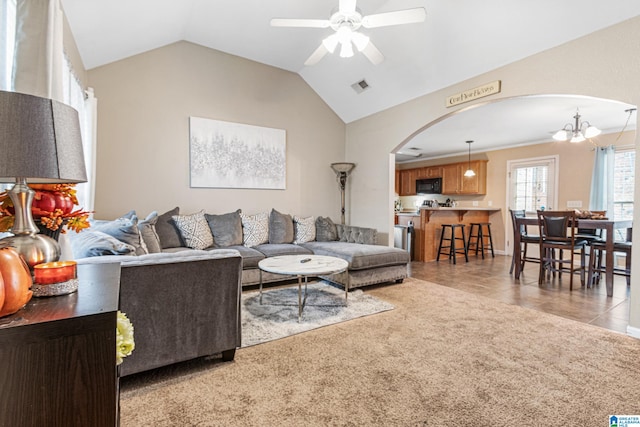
(0, 184, 91, 234)
(116, 311, 135, 365)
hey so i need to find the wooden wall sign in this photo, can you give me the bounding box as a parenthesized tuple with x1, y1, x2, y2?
(446, 80, 501, 107)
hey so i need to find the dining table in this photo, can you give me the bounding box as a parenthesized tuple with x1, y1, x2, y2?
(513, 216, 633, 297)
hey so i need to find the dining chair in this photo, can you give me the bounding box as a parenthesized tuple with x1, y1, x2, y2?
(588, 227, 632, 287)
(537, 210, 588, 290)
(509, 209, 540, 275)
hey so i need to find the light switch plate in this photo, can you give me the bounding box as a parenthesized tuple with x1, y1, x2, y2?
(566, 201, 582, 208)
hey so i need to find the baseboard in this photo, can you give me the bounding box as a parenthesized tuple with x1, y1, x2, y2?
(626, 325, 640, 339)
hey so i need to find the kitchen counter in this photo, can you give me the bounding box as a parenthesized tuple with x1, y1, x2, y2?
(419, 207, 500, 211)
(396, 212, 420, 216)
(414, 207, 501, 262)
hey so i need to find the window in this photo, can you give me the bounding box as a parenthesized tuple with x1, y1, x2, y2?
(0, 0, 16, 90)
(612, 148, 634, 220)
(0, 1, 96, 211)
(508, 156, 558, 213)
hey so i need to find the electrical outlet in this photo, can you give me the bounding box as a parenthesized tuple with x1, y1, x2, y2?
(472, 201, 479, 207)
(488, 201, 493, 207)
(566, 201, 582, 208)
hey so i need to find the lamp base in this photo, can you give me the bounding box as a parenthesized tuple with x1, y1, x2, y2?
(0, 234, 61, 270)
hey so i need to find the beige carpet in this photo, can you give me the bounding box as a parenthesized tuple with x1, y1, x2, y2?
(119, 278, 640, 426)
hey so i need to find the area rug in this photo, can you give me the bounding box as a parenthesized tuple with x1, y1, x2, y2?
(120, 278, 640, 427)
(241, 281, 395, 347)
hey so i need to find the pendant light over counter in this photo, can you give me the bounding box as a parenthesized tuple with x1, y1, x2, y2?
(464, 140, 476, 177)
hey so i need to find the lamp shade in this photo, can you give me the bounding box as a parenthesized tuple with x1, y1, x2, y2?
(331, 162, 355, 174)
(0, 90, 87, 183)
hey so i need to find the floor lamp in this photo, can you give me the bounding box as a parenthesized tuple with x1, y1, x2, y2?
(0, 90, 87, 269)
(330, 162, 355, 224)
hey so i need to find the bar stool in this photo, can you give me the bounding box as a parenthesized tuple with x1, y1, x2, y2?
(437, 224, 468, 264)
(467, 222, 495, 259)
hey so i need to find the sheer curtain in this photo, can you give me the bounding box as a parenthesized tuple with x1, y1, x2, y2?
(589, 145, 615, 216)
(1, 0, 97, 211)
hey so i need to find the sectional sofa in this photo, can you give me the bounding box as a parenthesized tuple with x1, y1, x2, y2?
(67, 207, 409, 376)
(68, 207, 410, 291)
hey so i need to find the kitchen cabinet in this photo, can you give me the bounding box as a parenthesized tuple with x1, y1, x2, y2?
(441, 160, 487, 195)
(416, 166, 442, 179)
(399, 169, 417, 196)
(0, 263, 121, 427)
(395, 170, 401, 195)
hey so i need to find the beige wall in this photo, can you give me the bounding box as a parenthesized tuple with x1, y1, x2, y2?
(87, 41, 346, 221)
(346, 17, 640, 331)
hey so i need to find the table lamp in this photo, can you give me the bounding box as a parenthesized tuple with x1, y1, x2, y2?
(0, 90, 87, 269)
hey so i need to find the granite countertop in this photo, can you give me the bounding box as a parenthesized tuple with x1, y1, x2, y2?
(396, 211, 420, 216)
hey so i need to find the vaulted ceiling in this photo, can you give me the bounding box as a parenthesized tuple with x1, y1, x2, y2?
(61, 0, 640, 159)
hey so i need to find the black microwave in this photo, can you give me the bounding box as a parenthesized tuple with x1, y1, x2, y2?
(416, 178, 442, 194)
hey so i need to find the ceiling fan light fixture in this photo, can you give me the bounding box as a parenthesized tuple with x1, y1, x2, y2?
(340, 41, 354, 58)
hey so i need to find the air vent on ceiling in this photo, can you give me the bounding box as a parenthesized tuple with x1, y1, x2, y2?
(351, 79, 370, 94)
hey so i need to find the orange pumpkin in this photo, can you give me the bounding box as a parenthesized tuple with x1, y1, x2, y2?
(0, 247, 33, 317)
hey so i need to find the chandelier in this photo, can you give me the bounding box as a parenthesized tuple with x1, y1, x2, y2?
(552, 109, 601, 143)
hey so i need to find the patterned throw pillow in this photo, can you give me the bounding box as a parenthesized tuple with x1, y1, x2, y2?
(293, 215, 316, 244)
(172, 210, 214, 250)
(240, 212, 269, 247)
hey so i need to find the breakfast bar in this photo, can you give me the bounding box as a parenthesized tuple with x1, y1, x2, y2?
(418, 207, 501, 262)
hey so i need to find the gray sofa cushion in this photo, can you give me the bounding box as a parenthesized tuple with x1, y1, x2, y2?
(269, 209, 294, 244)
(220, 245, 266, 269)
(156, 207, 184, 249)
(300, 241, 409, 270)
(254, 243, 313, 258)
(316, 216, 338, 241)
(205, 210, 243, 247)
(91, 216, 147, 255)
(138, 211, 161, 254)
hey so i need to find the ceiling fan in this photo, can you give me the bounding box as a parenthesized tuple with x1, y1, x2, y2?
(271, 0, 426, 66)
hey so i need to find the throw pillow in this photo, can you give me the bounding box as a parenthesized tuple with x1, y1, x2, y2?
(315, 216, 338, 241)
(293, 215, 316, 244)
(155, 207, 184, 249)
(68, 230, 136, 258)
(91, 215, 147, 255)
(172, 210, 214, 250)
(205, 209, 243, 248)
(240, 212, 269, 247)
(269, 209, 294, 244)
(138, 211, 161, 254)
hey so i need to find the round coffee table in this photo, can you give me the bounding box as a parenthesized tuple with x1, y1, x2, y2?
(258, 254, 349, 321)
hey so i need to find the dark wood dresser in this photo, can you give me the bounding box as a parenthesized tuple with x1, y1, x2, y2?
(0, 262, 121, 427)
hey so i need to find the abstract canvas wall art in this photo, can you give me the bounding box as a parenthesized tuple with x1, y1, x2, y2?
(189, 117, 286, 189)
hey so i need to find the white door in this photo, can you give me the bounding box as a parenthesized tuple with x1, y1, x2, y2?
(505, 155, 558, 255)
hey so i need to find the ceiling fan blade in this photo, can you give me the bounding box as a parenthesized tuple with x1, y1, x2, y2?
(270, 18, 330, 28)
(339, 0, 357, 14)
(362, 7, 426, 28)
(304, 44, 329, 66)
(361, 41, 384, 65)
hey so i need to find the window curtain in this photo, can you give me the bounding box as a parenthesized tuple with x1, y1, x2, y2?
(12, 0, 64, 100)
(589, 145, 615, 215)
(0, 0, 16, 91)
